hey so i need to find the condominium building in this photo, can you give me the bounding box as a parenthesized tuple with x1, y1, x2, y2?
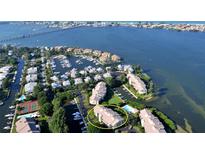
(127, 73, 147, 94)
(90, 82, 107, 105)
(94, 105, 124, 128)
(139, 109, 166, 133)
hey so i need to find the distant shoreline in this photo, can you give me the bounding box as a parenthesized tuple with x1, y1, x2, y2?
(22, 21, 205, 33)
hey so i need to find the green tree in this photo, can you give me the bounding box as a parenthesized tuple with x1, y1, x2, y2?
(87, 123, 103, 133)
(17, 106, 23, 112)
(2, 78, 10, 89)
(119, 74, 127, 84)
(40, 103, 53, 116)
(49, 107, 68, 133)
(52, 98, 62, 111)
(33, 84, 41, 98)
(38, 96, 48, 106)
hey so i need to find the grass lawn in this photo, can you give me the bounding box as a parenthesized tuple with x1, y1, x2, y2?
(102, 94, 124, 106)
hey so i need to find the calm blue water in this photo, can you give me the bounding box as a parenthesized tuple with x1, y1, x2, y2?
(1, 22, 205, 132)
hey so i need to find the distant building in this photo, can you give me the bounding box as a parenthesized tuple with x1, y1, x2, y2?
(0, 65, 12, 81)
(84, 76, 92, 83)
(15, 117, 40, 133)
(62, 80, 70, 87)
(123, 65, 134, 73)
(90, 82, 107, 105)
(94, 74, 102, 81)
(74, 78, 83, 85)
(96, 67, 104, 73)
(27, 67, 37, 74)
(70, 68, 77, 78)
(88, 67, 96, 74)
(8, 50, 13, 56)
(139, 109, 166, 133)
(24, 82, 37, 94)
(51, 75, 59, 82)
(79, 70, 87, 75)
(94, 105, 124, 128)
(117, 64, 134, 73)
(127, 73, 147, 94)
(103, 72, 112, 79)
(26, 74, 37, 82)
(51, 82, 62, 89)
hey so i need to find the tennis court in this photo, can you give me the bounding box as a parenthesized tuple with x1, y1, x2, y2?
(17, 100, 39, 115)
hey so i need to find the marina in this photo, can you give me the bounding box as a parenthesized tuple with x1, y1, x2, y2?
(0, 59, 24, 133)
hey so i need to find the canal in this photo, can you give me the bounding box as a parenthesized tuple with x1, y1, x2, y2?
(0, 59, 24, 133)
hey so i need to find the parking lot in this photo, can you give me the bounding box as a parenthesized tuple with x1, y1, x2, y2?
(113, 86, 137, 103)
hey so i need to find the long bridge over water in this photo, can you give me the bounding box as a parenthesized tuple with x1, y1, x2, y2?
(0, 28, 70, 43)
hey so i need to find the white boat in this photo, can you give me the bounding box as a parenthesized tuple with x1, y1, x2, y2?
(74, 115, 81, 119)
(72, 112, 80, 116)
(0, 101, 4, 106)
(9, 106, 15, 109)
(5, 113, 14, 117)
(7, 121, 12, 125)
(8, 117, 13, 120)
(74, 117, 82, 121)
(3, 126, 11, 130)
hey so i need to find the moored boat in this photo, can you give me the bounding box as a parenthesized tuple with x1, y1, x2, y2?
(3, 126, 11, 130)
(8, 117, 13, 120)
(9, 105, 15, 109)
(5, 113, 14, 117)
(0, 101, 4, 106)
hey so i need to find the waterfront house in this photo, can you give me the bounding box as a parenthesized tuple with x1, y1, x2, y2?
(93, 50, 102, 57)
(88, 67, 97, 74)
(111, 54, 121, 62)
(0, 66, 12, 80)
(127, 73, 147, 94)
(24, 82, 37, 94)
(94, 105, 124, 128)
(70, 68, 77, 78)
(103, 72, 112, 79)
(96, 67, 104, 73)
(51, 82, 62, 89)
(83, 48, 92, 54)
(139, 109, 166, 133)
(74, 78, 83, 85)
(94, 74, 102, 81)
(123, 65, 134, 73)
(26, 74, 38, 82)
(99, 52, 111, 63)
(50, 75, 59, 82)
(61, 74, 68, 80)
(117, 64, 123, 71)
(27, 67, 37, 74)
(90, 82, 107, 105)
(15, 117, 40, 133)
(79, 70, 87, 75)
(84, 76, 92, 83)
(62, 80, 70, 87)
